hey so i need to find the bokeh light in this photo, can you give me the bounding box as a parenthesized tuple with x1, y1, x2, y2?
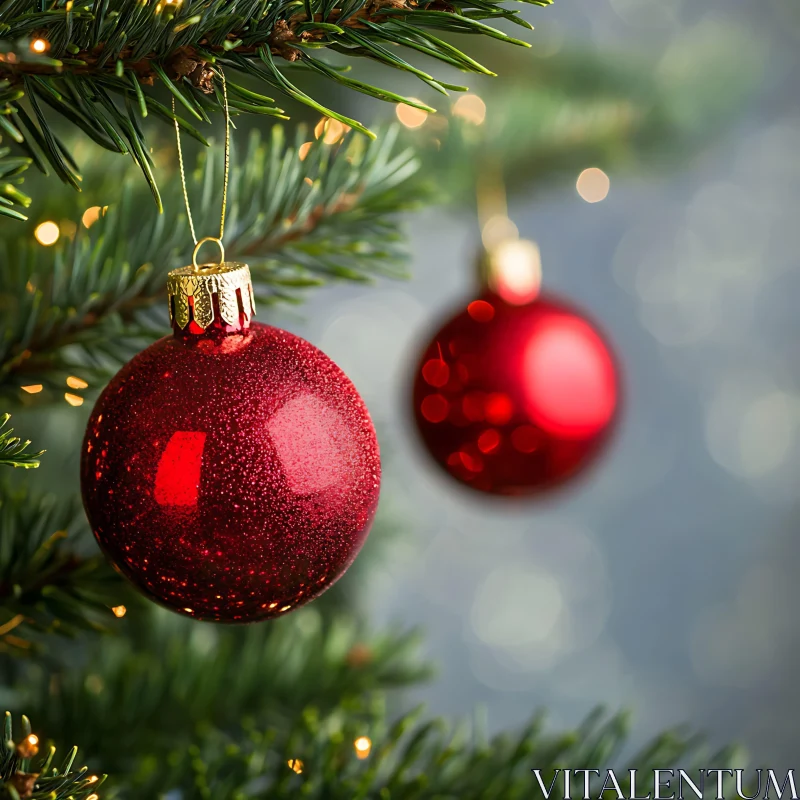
(453, 94, 487, 125)
(396, 102, 428, 129)
(576, 168, 610, 203)
(34, 221, 60, 246)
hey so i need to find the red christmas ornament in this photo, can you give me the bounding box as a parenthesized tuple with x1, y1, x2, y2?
(412, 241, 618, 496)
(81, 261, 380, 622)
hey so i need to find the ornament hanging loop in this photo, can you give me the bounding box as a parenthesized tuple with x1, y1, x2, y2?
(173, 67, 231, 249)
(192, 236, 225, 270)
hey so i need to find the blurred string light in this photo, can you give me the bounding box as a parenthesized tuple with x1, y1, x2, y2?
(65, 393, 84, 407)
(452, 94, 486, 125)
(576, 168, 610, 203)
(354, 736, 372, 759)
(314, 117, 349, 144)
(111, 605, 127, 618)
(287, 759, 304, 774)
(21, 385, 43, 394)
(395, 101, 427, 129)
(298, 142, 313, 161)
(66, 375, 88, 389)
(34, 221, 59, 246)
(82, 205, 107, 228)
(30, 38, 48, 53)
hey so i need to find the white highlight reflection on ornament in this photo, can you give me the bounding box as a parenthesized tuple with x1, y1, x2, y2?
(267, 394, 352, 494)
(488, 239, 542, 305)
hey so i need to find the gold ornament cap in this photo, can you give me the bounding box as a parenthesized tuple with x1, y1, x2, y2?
(167, 238, 256, 331)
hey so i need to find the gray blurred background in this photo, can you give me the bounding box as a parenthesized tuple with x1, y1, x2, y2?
(288, 0, 800, 769)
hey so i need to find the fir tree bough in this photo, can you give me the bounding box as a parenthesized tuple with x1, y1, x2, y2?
(0, 0, 553, 215)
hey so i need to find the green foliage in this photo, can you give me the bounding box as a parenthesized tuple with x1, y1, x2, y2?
(0, 487, 126, 653)
(14, 605, 429, 795)
(0, 712, 105, 800)
(0, 415, 43, 469)
(0, 124, 422, 407)
(155, 707, 741, 799)
(0, 0, 553, 214)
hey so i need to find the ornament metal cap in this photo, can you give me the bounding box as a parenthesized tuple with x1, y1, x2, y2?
(167, 238, 256, 331)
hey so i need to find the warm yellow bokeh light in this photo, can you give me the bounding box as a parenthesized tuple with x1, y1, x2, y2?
(30, 39, 48, 53)
(395, 102, 428, 129)
(576, 167, 610, 203)
(66, 375, 89, 389)
(82, 206, 103, 228)
(488, 239, 542, 306)
(298, 142, 313, 161)
(288, 758, 304, 774)
(452, 94, 487, 125)
(112, 605, 127, 618)
(65, 393, 84, 407)
(34, 221, 60, 246)
(21, 385, 43, 394)
(314, 117, 349, 144)
(27, 735, 38, 746)
(354, 736, 372, 759)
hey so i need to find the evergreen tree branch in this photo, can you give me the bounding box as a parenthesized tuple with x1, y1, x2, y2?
(0, 124, 424, 406)
(155, 706, 742, 800)
(0, 0, 553, 206)
(0, 487, 128, 652)
(0, 712, 105, 800)
(0, 414, 43, 468)
(15, 606, 431, 793)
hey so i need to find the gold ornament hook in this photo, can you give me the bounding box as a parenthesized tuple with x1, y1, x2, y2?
(173, 67, 231, 248)
(192, 236, 225, 271)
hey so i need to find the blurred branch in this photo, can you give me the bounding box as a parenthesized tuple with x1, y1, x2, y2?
(136, 706, 744, 798)
(0, 486, 127, 654)
(17, 607, 431, 792)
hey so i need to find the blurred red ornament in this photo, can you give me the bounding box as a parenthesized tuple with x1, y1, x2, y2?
(81, 262, 380, 622)
(412, 279, 619, 496)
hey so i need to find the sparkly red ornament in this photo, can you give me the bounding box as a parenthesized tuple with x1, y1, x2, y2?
(412, 240, 619, 496)
(81, 261, 380, 622)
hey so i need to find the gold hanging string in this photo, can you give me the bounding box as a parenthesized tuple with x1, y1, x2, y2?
(173, 67, 231, 266)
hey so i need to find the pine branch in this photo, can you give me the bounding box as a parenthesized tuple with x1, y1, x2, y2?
(0, 123, 424, 406)
(0, 0, 552, 207)
(0, 414, 43, 468)
(0, 712, 105, 800)
(0, 486, 128, 652)
(120, 704, 744, 798)
(15, 605, 430, 790)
